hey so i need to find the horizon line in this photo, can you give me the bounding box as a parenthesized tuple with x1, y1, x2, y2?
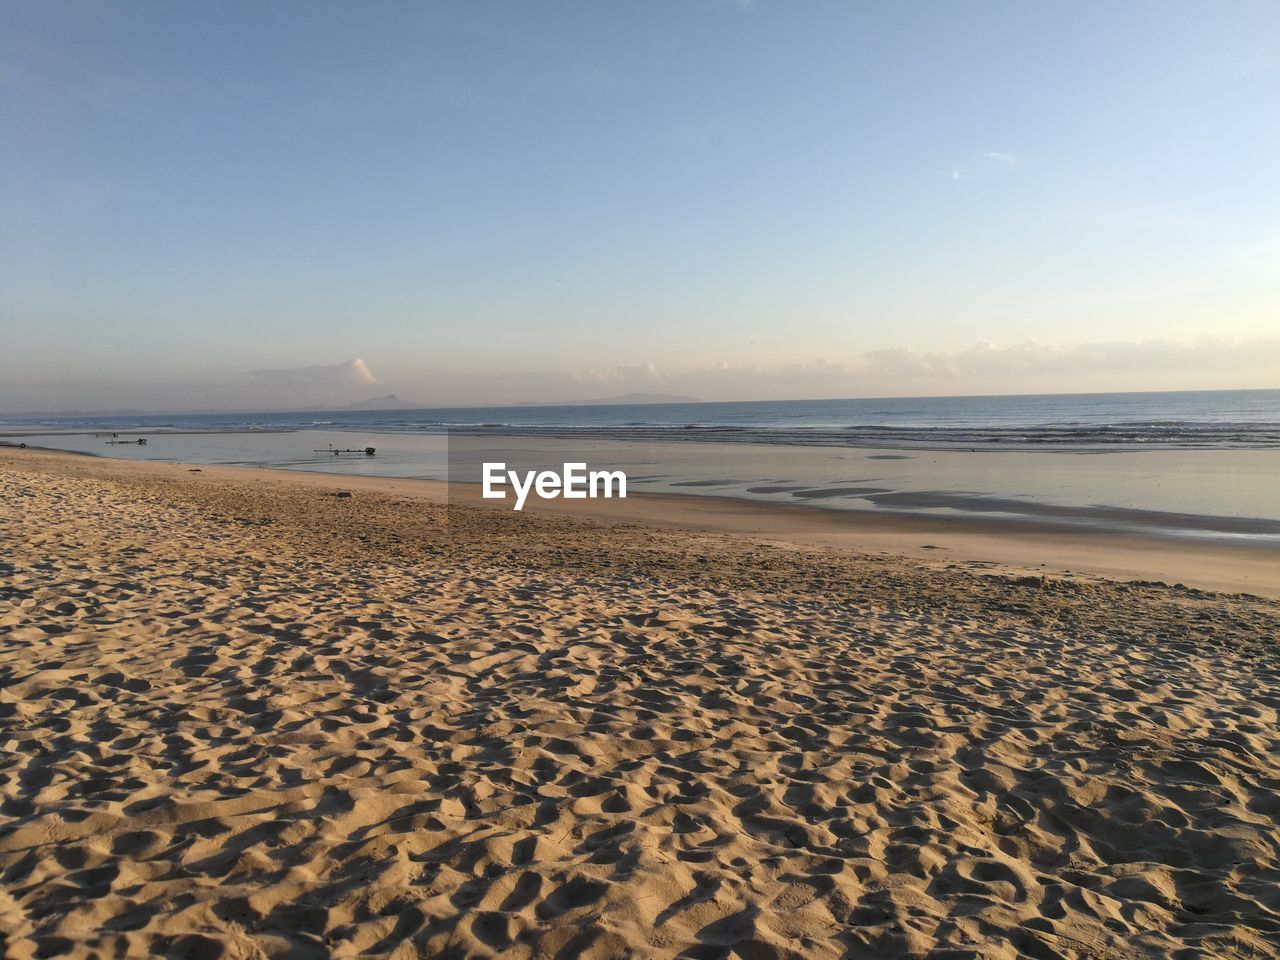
(3, 384, 1279, 420)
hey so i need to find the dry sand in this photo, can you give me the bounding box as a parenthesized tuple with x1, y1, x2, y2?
(1, 448, 1278, 958)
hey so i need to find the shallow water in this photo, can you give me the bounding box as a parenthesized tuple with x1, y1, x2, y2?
(11, 429, 1280, 544)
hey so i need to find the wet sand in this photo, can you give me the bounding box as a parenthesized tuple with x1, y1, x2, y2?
(2, 448, 1278, 958)
(10, 429, 1280, 553)
(11, 444, 1275, 597)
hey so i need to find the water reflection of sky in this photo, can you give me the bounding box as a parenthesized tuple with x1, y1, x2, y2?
(12, 430, 1280, 543)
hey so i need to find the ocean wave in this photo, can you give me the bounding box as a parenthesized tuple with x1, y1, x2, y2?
(429, 420, 1280, 449)
(6, 391, 1279, 450)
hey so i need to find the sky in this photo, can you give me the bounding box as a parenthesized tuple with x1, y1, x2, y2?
(2, 0, 1278, 411)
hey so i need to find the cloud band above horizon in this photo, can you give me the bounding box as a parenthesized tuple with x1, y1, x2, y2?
(1, 337, 1275, 414)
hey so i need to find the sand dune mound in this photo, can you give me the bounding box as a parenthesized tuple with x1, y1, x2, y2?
(1, 453, 1278, 958)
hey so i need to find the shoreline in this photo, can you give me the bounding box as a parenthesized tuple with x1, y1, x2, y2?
(5, 422, 1280, 455)
(10, 432, 1280, 545)
(8, 446, 1277, 597)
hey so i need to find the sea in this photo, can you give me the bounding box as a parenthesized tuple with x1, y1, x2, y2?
(5, 390, 1279, 542)
(6, 389, 1279, 449)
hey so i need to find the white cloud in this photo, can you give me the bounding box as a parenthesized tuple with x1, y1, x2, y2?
(857, 337, 1280, 383)
(466, 337, 1280, 403)
(224, 358, 381, 408)
(5, 341, 1275, 412)
(950, 152, 1025, 182)
(247, 358, 376, 388)
(565, 362, 663, 385)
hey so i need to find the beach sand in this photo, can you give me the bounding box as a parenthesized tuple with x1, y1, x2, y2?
(1, 448, 1278, 958)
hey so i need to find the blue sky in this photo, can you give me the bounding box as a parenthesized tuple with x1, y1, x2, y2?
(2, 1, 1278, 409)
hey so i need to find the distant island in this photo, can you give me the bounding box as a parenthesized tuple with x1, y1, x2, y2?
(520, 392, 700, 407)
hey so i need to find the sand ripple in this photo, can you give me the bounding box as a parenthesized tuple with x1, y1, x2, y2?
(1, 455, 1279, 958)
